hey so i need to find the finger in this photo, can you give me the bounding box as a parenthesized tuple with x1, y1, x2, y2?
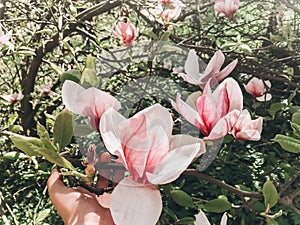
(96, 152, 111, 189)
(47, 169, 82, 224)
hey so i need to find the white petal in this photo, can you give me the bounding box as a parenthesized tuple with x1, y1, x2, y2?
(194, 210, 211, 225)
(220, 212, 228, 225)
(110, 177, 162, 225)
(147, 136, 205, 184)
(61, 80, 85, 113)
(183, 49, 201, 85)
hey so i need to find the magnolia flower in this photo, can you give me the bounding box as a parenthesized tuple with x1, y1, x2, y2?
(232, 109, 263, 141)
(195, 210, 227, 225)
(181, 49, 238, 89)
(1, 93, 24, 104)
(100, 104, 205, 225)
(214, 0, 240, 19)
(113, 20, 138, 46)
(0, 26, 13, 49)
(151, 0, 185, 23)
(62, 80, 121, 131)
(175, 78, 243, 140)
(39, 85, 52, 96)
(244, 77, 272, 101)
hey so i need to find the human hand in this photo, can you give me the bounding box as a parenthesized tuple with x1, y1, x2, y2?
(47, 153, 121, 225)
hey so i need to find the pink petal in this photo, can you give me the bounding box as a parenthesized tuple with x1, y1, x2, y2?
(110, 177, 162, 225)
(215, 59, 238, 82)
(205, 109, 240, 140)
(176, 93, 204, 129)
(146, 135, 205, 184)
(61, 80, 85, 113)
(204, 50, 225, 77)
(119, 104, 172, 179)
(75, 87, 121, 130)
(223, 77, 243, 112)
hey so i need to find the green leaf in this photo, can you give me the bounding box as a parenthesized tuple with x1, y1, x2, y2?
(170, 190, 195, 208)
(60, 70, 82, 83)
(239, 44, 252, 55)
(266, 217, 279, 225)
(177, 217, 195, 224)
(49, 62, 63, 75)
(274, 134, 300, 153)
(85, 55, 96, 70)
(35, 147, 75, 170)
(37, 123, 50, 140)
(291, 122, 300, 138)
(10, 135, 42, 156)
(263, 181, 278, 209)
(292, 110, 300, 125)
(80, 68, 99, 88)
(160, 31, 171, 42)
(35, 208, 51, 225)
(203, 198, 232, 213)
(53, 109, 74, 151)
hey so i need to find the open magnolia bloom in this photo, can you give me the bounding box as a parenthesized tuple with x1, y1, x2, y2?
(175, 77, 243, 140)
(195, 210, 227, 225)
(181, 50, 238, 89)
(232, 109, 263, 141)
(113, 20, 138, 46)
(1, 93, 24, 104)
(151, 0, 185, 23)
(62, 80, 121, 131)
(244, 77, 272, 101)
(214, 0, 240, 19)
(100, 104, 205, 225)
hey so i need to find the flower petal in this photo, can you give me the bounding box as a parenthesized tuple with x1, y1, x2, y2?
(146, 135, 205, 184)
(100, 108, 127, 166)
(61, 80, 85, 113)
(194, 210, 211, 225)
(220, 212, 228, 225)
(110, 177, 162, 225)
(176, 93, 204, 129)
(182, 50, 201, 85)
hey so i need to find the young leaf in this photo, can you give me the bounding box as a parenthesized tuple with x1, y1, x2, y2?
(60, 70, 81, 83)
(274, 134, 300, 153)
(53, 109, 74, 151)
(263, 181, 278, 209)
(35, 208, 51, 225)
(10, 135, 42, 156)
(37, 123, 50, 140)
(203, 198, 232, 213)
(85, 55, 96, 70)
(292, 110, 300, 125)
(170, 190, 195, 208)
(80, 68, 99, 88)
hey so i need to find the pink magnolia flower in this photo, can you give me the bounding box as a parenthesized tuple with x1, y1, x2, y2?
(214, 0, 240, 19)
(39, 85, 52, 96)
(244, 77, 272, 101)
(151, 0, 185, 23)
(0, 26, 13, 49)
(175, 77, 243, 140)
(62, 80, 121, 131)
(195, 210, 228, 225)
(1, 93, 24, 104)
(232, 109, 263, 141)
(113, 20, 138, 46)
(181, 49, 238, 89)
(100, 104, 205, 225)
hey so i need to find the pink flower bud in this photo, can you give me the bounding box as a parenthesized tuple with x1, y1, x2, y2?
(113, 20, 138, 46)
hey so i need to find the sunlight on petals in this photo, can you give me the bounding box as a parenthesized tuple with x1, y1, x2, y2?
(110, 177, 162, 225)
